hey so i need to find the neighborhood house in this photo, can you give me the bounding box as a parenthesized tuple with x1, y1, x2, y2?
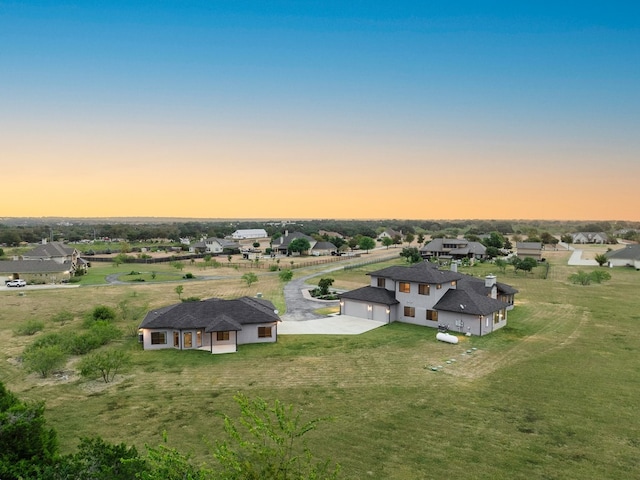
(0, 241, 87, 284)
(339, 261, 517, 336)
(139, 296, 280, 354)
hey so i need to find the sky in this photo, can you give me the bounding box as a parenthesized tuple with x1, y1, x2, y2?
(2, 1, 639, 221)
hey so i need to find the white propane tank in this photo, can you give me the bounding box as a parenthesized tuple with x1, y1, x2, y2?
(436, 332, 459, 344)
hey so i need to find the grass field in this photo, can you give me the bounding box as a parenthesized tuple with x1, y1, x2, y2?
(2, 248, 640, 479)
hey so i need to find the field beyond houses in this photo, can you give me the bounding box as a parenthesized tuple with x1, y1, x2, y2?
(1, 246, 639, 479)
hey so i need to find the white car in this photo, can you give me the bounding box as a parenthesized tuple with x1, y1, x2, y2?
(6, 279, 26, 287)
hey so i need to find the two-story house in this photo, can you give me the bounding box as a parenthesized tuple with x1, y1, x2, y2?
(339, 261, 516, 336)
(272, 231, 317, 255)
(419, 238, 487, 261)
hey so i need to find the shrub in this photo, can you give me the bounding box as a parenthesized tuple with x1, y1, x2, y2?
(183, 273, 195, 279)
(269, 265, 279, 272)
(68, 276, 82, 283)
(279, 269, 293, 282)
(15, 319, 45, 336)
(22, 345, 67, 378)
(78, 349, 130, 383)
(89, 305, 117, 323)
(182, 297, 201, 302)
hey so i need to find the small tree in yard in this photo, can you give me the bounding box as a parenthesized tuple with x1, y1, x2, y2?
(171, 261, 185, 271)
(79, 349, 130, 383)
(399, 247, 422, 264)
(242, 272, 258, 287)
(495, 258, 507, 274)
(175, 285, 184, 300)
(382, 237, 393, 249)
(358, 236, 376, 253)
(213, 393, 340, 480)
(318, 278, 334, 296)
(594, 254, 608, 267)
(22, 345, 67, 378)
(279, 269, 293, 282)
(288, 238, 311, 255)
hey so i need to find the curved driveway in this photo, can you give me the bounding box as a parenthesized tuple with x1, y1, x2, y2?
(281, 272, 340, 321)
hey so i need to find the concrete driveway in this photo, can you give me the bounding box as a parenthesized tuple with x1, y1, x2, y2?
(278, 315, 387, 335)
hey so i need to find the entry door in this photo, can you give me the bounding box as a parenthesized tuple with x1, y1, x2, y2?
(183, 332, 193, 348)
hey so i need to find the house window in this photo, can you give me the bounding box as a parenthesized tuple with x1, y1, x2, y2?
(258, 326, 272, 338)
(173, 331, 179, 347)
(399, 282, 410, 293)
(377, 278, 385, 287)
(426, 310, 438, 321)
(197, 330, 202, 347)
(404, 306, 415, 318)
(217, 331, 230, 341)
(418, 284, 430, 295)
(151, 331, 167, 345)
(451, 281, 457, 287)
(436, 284, 442, 290)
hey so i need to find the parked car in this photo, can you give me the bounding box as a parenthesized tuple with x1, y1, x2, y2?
(6, 279, 26, 287)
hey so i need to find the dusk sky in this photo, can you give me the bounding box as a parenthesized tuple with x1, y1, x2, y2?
(2, 1, 639, 221)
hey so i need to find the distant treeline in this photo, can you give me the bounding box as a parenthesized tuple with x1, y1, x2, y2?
(0, 218, 637, 247)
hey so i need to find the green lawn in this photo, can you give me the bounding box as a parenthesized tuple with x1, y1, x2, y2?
(2, 254, 640, 479)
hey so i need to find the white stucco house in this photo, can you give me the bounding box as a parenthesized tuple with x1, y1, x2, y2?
(139, 296, 280, 354)
(605, 244, 640, 270)
(339, 261, 517, 336)
(231, 229, 268, 240)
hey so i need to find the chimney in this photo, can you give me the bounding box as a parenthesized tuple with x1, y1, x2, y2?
(485, 274, 497, 288)
(485, 274, 497, 299)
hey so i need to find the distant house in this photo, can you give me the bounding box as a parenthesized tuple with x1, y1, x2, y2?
(311, 241, 338, 256)
(605, 245, 640, 270)
(319, 230, 344, 239)
(272, 231, 317, 255)
(377, 229, 402, 241)
(190, 237, 240, 255)
(0, 260, 74, 284)
(139, 296, 280, 354)
(516, 242, 543, 260)
(339, 261, 516, 336)
(231, 229, 268, 240)
(571, 232, 612, 244)
(0, 241, 84, 284)
(419, 238, 487, 261)
(21, 241, 81, 268)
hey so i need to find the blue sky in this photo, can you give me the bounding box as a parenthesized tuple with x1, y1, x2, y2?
(2, 1, 639, 219)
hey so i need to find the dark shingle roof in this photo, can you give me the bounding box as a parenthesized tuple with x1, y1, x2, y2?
(516, 242, 542, 250)
(606, 244, 640, 261)
(22, 242, 75, 258)
(0, 260, 72, 274)
(369, 261, 463, 284)
(139, 296, 280, 330)
(456, 276, 519, 296)
(339, 286, 399, 305)
(434, 289, 510, 315)
(312, 241, 337, 251)
(275, 232, 315, 248)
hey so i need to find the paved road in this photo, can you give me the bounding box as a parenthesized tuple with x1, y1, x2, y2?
(281, 272, 340, 321)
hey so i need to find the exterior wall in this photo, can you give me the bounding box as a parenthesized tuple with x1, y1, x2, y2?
(211, 331, 237, 353)
(608, 258, 640, 269)
(206, 240, 223, 253)
(142, 329, 173, 350)
(237, 322, 278, 345)
(396, 281, 452, 313)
